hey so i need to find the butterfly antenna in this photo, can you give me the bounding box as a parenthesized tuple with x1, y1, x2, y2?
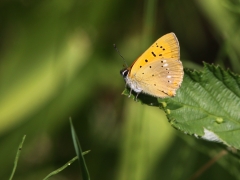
(113, 44, 128, 67)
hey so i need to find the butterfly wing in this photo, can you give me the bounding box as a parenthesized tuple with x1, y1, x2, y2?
(128, 32, 180, 77)
(133, 58, 183, 97)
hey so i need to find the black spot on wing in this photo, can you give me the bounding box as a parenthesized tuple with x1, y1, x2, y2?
(151, 52, 156, 57)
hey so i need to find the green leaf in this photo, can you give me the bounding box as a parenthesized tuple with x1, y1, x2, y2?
(123, 62, 240, 150)
(70, 118, 91, 180)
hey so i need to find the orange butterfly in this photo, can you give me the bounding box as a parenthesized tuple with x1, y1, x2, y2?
(120, 33, 183, 98)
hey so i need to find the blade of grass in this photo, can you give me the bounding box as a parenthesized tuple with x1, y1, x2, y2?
(70, 117, 90, 180)
(43, 156, 78, 180)
(9, 135, 26, 180)
(42, 150, 90, 180)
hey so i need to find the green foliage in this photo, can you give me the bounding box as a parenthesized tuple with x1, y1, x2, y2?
(124, 62, 240, 150)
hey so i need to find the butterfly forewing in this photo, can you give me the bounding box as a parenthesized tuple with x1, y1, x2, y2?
(129, 32, 180, 78)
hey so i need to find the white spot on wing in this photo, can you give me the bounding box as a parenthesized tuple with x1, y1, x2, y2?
(163, 63, 168, 67)
(167, 75, 171, 78)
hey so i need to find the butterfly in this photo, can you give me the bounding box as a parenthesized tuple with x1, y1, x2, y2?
(120, 32, 184, 98)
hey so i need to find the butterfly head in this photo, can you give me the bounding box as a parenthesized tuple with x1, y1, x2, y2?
(120, 67, 143, 96)
(120, 68, 129, 81)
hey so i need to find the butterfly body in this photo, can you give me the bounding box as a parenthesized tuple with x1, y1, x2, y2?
(120, 33, 183, 98)
(120, 68, 143, 93)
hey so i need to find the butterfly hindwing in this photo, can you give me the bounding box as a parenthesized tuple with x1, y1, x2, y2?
(134, 58, 183, 97)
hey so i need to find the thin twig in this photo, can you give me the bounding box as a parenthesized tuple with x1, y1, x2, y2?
(189, 150, 228, 180)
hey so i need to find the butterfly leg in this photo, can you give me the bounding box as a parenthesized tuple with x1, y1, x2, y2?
(134, 92, 141, 101)
(128, 88, 132, 98)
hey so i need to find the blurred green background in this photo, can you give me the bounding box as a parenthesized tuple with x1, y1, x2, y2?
(0, 0, 239, 179)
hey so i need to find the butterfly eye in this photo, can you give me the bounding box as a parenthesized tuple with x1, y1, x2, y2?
(120, 69, 129, 78)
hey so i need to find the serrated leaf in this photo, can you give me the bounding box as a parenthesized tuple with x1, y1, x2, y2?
(122, 62, 240, 150)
